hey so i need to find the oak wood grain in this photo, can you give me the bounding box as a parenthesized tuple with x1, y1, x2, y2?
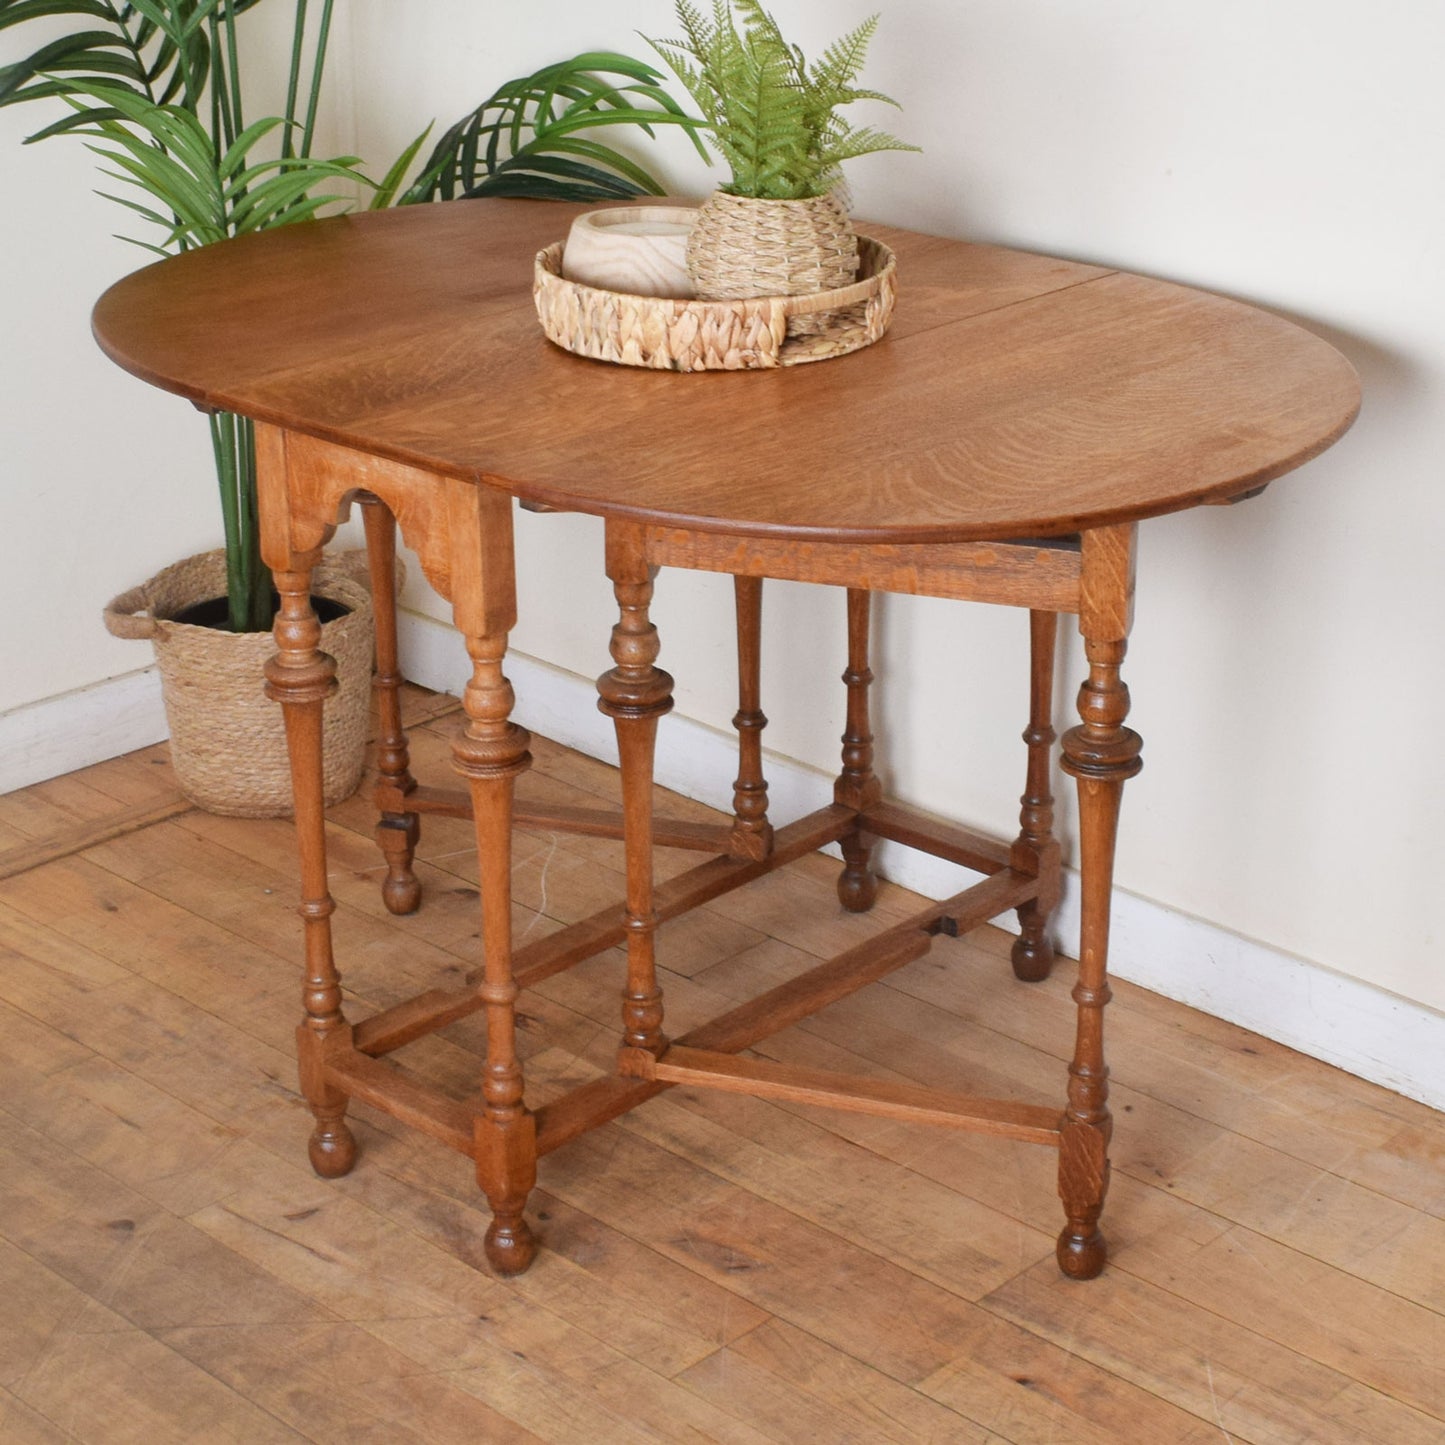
(638, 1046, 1063, 1143)
(0, 795, 193, 882)
(93, 199, 1359, 544)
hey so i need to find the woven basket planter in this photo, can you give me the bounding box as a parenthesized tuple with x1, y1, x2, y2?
(103, 549, 373, 818)
(686, 189, 859, 303)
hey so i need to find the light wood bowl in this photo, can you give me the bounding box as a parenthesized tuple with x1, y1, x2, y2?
(561, 205, 698, 300)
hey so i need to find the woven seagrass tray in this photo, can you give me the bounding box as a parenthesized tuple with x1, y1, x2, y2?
(534, 233, 896, 372)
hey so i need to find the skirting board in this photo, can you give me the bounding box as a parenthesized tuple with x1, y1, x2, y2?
(399, 605, 1445, 1112)
(0, 667, 167, 795)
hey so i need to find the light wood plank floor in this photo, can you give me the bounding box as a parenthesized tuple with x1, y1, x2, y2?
(1, 686, 1442, 1444)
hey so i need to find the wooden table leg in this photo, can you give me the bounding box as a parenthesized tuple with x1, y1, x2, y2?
(265, 552, 357, 1179)
(1056, 526, 1142, 1279)
(1011, 609, 1061, 981)
(600, 523, 675, 1064)
(359, 493, 421, 915)
(445, 485, 537, 1276)
(836, 588, 883, 912)
(728, 575, 773, 861)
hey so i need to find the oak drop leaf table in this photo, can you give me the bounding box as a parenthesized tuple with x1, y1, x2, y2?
(93, 200, 1359, 1280)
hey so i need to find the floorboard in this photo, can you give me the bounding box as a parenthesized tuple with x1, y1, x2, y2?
(0, 683, 1440, 1443)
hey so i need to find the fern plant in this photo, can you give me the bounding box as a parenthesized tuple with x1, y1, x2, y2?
(648, 0, 917, 201)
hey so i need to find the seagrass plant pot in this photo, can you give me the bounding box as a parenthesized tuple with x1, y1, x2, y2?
(686, 188, 860, 302)
(103, 549, 374, 818)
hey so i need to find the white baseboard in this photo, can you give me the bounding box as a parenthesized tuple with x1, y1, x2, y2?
(0, 668, 168, 795)
(399, 606, 1445, 1111)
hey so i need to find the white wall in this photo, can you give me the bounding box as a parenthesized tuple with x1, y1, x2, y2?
(0, 107, 218, 709)
(5, 4, 1444, 1036)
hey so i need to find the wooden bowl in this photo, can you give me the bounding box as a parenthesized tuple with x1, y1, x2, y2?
(561, 206, 698, 300)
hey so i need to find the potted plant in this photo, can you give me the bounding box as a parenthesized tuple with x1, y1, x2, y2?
(2, 1, 701, 814)
(648, 0, 918, 302)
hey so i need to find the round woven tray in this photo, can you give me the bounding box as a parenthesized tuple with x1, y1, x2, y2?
(534, 233, 896, 372)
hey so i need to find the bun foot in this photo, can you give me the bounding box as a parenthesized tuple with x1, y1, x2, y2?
(837, 863, 878, 913)
(484, 1214, 537, 1276)
(381, 871, 422, 915)
(377, 815, 421, 915)
(1011, 933, 1055, 982)
(1056, 1226, 1107, 1280)
(308, 1119, 357, 1178)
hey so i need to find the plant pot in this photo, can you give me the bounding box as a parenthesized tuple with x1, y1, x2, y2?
(685, 189, 859, 303)
(104, 548, 374, 818)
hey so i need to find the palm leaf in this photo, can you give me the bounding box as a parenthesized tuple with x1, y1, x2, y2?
(58, 76, 371, 251)
(517, 133, 665, 195)
(400, 51, 705, 206)
(0, 1, 113, 25)
(17, 94, 126, 140)
(66, 74, 210, 171)
(0, 0, 223, 126)
(229, 165, 357, 232)
(368, 121, 431, 210)
(467, 151, 646, 202)
(0, 31, 145, 104)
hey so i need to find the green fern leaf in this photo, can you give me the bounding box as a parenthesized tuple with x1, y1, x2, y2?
(649, 0, 917, 200)
(809, 14, 878, 99)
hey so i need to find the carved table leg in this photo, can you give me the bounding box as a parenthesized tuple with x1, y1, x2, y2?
(1056, 527, 1142, 1279)
(1011, 609, 1061, 981)
(433, 481, 537, 1276)
(835, 588, 883, 912)
(360, 493, 421, 915)
(599, 524, 675, 1065)
(728, 576, 773, 862)
(455, 630, 535, 1274)
(266, 554, 357, 1179)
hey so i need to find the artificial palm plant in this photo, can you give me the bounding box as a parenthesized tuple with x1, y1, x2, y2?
(2, 0, 378, 630)
(2, 1, 701, 630)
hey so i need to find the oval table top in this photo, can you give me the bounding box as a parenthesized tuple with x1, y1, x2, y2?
(93, 199, 1360, 544)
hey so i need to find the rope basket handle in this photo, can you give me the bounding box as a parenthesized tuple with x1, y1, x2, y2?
(781, 267, 888, 318)
(103, 583, 158, 640)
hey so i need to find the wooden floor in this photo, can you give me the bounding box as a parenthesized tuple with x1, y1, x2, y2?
(2, 687, 1443, 1444)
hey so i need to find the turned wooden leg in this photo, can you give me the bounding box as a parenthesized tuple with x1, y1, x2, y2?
(360, 493, 422, 915)
(266, 557, 356, 1179)
(599, 525, 675, 1064)
(728, 576, 774, 862)
(1056, 526, 1142, 1279)
(454, 628, 536, 1274)
(835, 588, 882, 912)
(1011, 609, 1061, 981)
